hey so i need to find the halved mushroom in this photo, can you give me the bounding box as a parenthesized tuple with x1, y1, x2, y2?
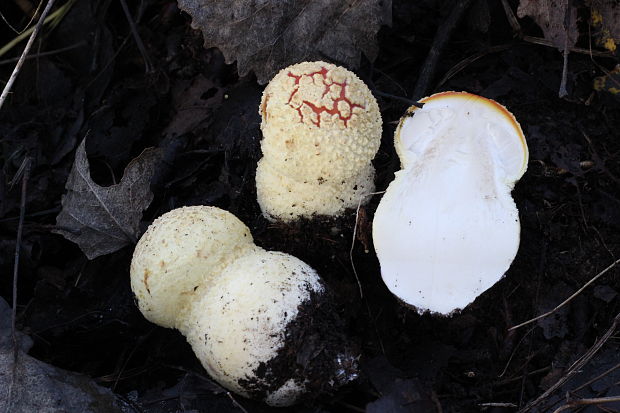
(373, 92, 528, 315)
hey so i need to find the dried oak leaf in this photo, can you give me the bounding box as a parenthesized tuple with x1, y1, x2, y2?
(54, 139, 162, 259)
(177, 0, 392, 84)
(517, 0, 578, 51)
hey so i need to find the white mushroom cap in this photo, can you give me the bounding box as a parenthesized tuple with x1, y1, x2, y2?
(373, 92, 528, 315)
(257, 61, 382, 221)
(183, 249, 324, 406)
(130, 206, 255, 328)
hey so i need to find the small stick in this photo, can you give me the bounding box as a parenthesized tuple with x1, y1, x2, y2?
(412, 0, 473, 100)
(5, 156, 32, 413)
(508, 258, 620, 331)
(518, 313, 620, 412)
(0, 0, 56, 110)
(558, 0, 571, 98)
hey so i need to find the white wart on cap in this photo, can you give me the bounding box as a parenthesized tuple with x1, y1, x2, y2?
(373, 92, 528, 315)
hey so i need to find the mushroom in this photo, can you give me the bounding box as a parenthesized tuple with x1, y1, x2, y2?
(256, 61, 382, 221)
(130, 206, 356, 406)
(372, 92, 528, 315)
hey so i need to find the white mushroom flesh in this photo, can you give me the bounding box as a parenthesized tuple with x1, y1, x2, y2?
(373, 92, 528, 314)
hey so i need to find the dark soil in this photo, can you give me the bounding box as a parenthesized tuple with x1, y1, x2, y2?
(239, 288, 356, 403)
(1, 1, 620, 412)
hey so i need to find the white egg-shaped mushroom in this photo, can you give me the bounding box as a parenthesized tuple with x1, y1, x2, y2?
(183, 250, 324, 406)
(257, 61, 382, 221)
(373, 92, 528, 315)
(130, 206, 356, 406)
(130, 206, 254, 328)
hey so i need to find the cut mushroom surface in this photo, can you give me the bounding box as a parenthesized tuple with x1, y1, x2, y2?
(373, 92, 528, 315)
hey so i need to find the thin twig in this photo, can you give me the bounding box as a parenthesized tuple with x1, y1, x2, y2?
(2, 0, 41, 34)
(494, 366, 551, 387)
(497, 326, 536, 377)
(570, 361, 620, 394)
(0, 0, 57, 111)
(517, 313, 620, 412)
(226, 392, 249, 413)
(479, 402, 517, 408)
(412, 0, 473, 100)
(6, 156, 32, 413)
(350, 190, 385, 298)
(509, 258, 620, 331)
(552, 395, 620, 413)
(558, 0, 571, 98)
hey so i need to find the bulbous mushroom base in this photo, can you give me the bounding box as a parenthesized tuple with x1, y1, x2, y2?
(256, 158, 375, 222)
(182, 250, 357, 406)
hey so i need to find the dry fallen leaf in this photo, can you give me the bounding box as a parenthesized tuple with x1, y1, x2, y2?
(54, 139, 162, 259)
(163, 74, 224, 138)
(594, 64, 620, 99)
(590, 0, 620, 53)
(0, 298, 121, 413)
(517, 0, 578, 51)
(177, 0, 392, 84)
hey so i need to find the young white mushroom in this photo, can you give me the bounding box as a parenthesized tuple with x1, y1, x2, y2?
(130, 206, 355, 406)
(373, 92, 529, 315)
(256, 61, 382, 221)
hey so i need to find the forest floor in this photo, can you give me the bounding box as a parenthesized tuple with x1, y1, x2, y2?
(1, 1, 620, 412)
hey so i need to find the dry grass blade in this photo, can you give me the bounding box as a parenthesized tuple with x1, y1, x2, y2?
(517, 313, 620, 412)
(509, 258, 620, 331)
(551, 395, 620, 413)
